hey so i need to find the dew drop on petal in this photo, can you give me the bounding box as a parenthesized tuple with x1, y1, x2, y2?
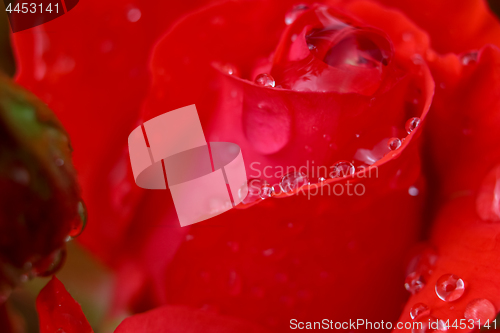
(280, 172, 309, 193)
(405, 272, 426, 294)
(222, 63, 239, 76)
(460, 51, 478, 65)
(330, 161, 355, 178)
(464, 299, 496, 325)
(240, 178, 266, 204)
(435, 274, 465, 302)
(476, 164, 500, 222)
(388, 137, 402, 151)
(69, 201, 87, 238)
(405, 117, 422, 134)
(255, 73, 275, 87)
(260, 182, 274, 199)
(285, 4, 309, 25)
(410, 303, 430, 320)
(323, 134, 331, 141)
(36, 249, 67, 277)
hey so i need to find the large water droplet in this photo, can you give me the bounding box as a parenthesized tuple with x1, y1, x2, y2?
(388, 137, 401, 151)
(405, 272, 426, 294)
(464, 299, 496, 325)
(435, 274, 465, 302)
(330, 161, 355, 178)
(410, 303, 430, 320)
(255, 73, 275, 87)
(285, 4, 309, 25)
(68, 201, 87, 238)
(405, 117, 421, 134)
(280, 172, 309, 193)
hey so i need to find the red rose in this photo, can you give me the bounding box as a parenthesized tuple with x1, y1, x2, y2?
(6, 0, 500, 332)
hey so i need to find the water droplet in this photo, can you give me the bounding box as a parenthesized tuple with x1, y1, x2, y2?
(55, 158, 64, 166)
(476, 164, 500, 222)
(127, 8, 141, 22)
(35, 248, 67, 277)
(464, 299, 496, 325)
(312, 126, 318, 132)
(323, 134, 331, 141)
(330, 161, 355, 178)
(405, 272, 426, 294)
(240, 178, 266, 204)
(318, 177, 326, 182)
(410, 303, 430, 320)
(285, 4, 309, 25)
(304, 145, 312, 153)
(412, 316, 448, 333)
(388, 138, 401, 151)
(68, 201, 87, 238)
(186, 234, 194, 241)
(461, 51, 478, 65)
(222, 63, 239, 76)
(435, 274, 465, 302)
(409, 186, 419, 196)
(405, 117, 421, 134)
(406, 246, 438, 277)
(255, 73, 275, 87)
(280, 172, 309, 193)
(260, 182, 274, 199)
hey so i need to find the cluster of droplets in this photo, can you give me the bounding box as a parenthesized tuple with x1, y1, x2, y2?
(239, 161, 358, 206)
(386, 117, 422, 153)
(404, 247, 496, 331)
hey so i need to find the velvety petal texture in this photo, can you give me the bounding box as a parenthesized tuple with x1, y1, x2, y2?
(114, 305, 272, 333)
(37, 276, 93, 333)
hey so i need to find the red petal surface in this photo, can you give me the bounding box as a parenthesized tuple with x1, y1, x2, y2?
(36, 276, 93, 333)
(393, 46, 500, 331)
(373, 0, 500, 54)
(122, 1, 435, 331)
(114, 305, 272, 333)
(12, 0, 212, 265)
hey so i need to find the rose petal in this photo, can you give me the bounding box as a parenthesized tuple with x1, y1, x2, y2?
(395, 46, 500, 330)
(373, 0, 500, 54)
(128, 0, 435, 329)
(36, 276, 93, 333)
(114, 305, 272, 333)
